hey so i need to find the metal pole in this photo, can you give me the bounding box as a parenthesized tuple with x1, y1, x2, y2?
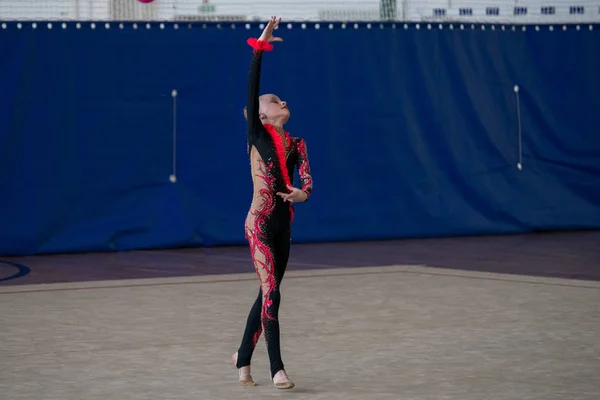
(380, 0, 397, 21)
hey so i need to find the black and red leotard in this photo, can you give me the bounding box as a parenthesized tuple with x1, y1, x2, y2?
(235, 38, 313, 379)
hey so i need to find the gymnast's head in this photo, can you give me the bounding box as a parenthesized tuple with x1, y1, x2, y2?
(244, 94, 290, 126)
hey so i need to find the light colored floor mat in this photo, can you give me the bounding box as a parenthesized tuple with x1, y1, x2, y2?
(1, 265, 599, 400)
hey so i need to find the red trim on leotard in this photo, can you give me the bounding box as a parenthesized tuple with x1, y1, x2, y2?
(264, 124, 294, 221)
(245, 159, 278, 321)
(247, 38, 274, 52)
(263, 124, 291, 189)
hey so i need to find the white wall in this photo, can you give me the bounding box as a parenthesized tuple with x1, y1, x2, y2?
(0, 0, 598, 22)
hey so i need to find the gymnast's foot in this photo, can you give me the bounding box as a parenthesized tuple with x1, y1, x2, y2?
(273, 369, 295, 389)
(232, 352, 256, 386)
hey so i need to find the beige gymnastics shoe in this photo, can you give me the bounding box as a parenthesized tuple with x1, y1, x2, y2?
(273, 370, 295, 389)
(232, 352, 256, 386)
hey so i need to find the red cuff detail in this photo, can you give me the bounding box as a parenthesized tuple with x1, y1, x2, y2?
(247, 38, 273, 52)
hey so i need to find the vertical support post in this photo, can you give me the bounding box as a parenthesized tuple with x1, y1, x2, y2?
(380, 0, 397, 20)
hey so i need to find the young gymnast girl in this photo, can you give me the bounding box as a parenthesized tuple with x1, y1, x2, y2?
(231, 16, 313, 390)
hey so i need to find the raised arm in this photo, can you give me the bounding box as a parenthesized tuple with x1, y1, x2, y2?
(246, 38, 272, 140)
(245, 17, 282, 145)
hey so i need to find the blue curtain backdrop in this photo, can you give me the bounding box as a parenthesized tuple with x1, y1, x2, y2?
(0, 22, 598, 256)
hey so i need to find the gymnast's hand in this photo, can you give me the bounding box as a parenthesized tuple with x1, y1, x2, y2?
(259, 16, 283, 43)
(277, 185, 308, 203)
